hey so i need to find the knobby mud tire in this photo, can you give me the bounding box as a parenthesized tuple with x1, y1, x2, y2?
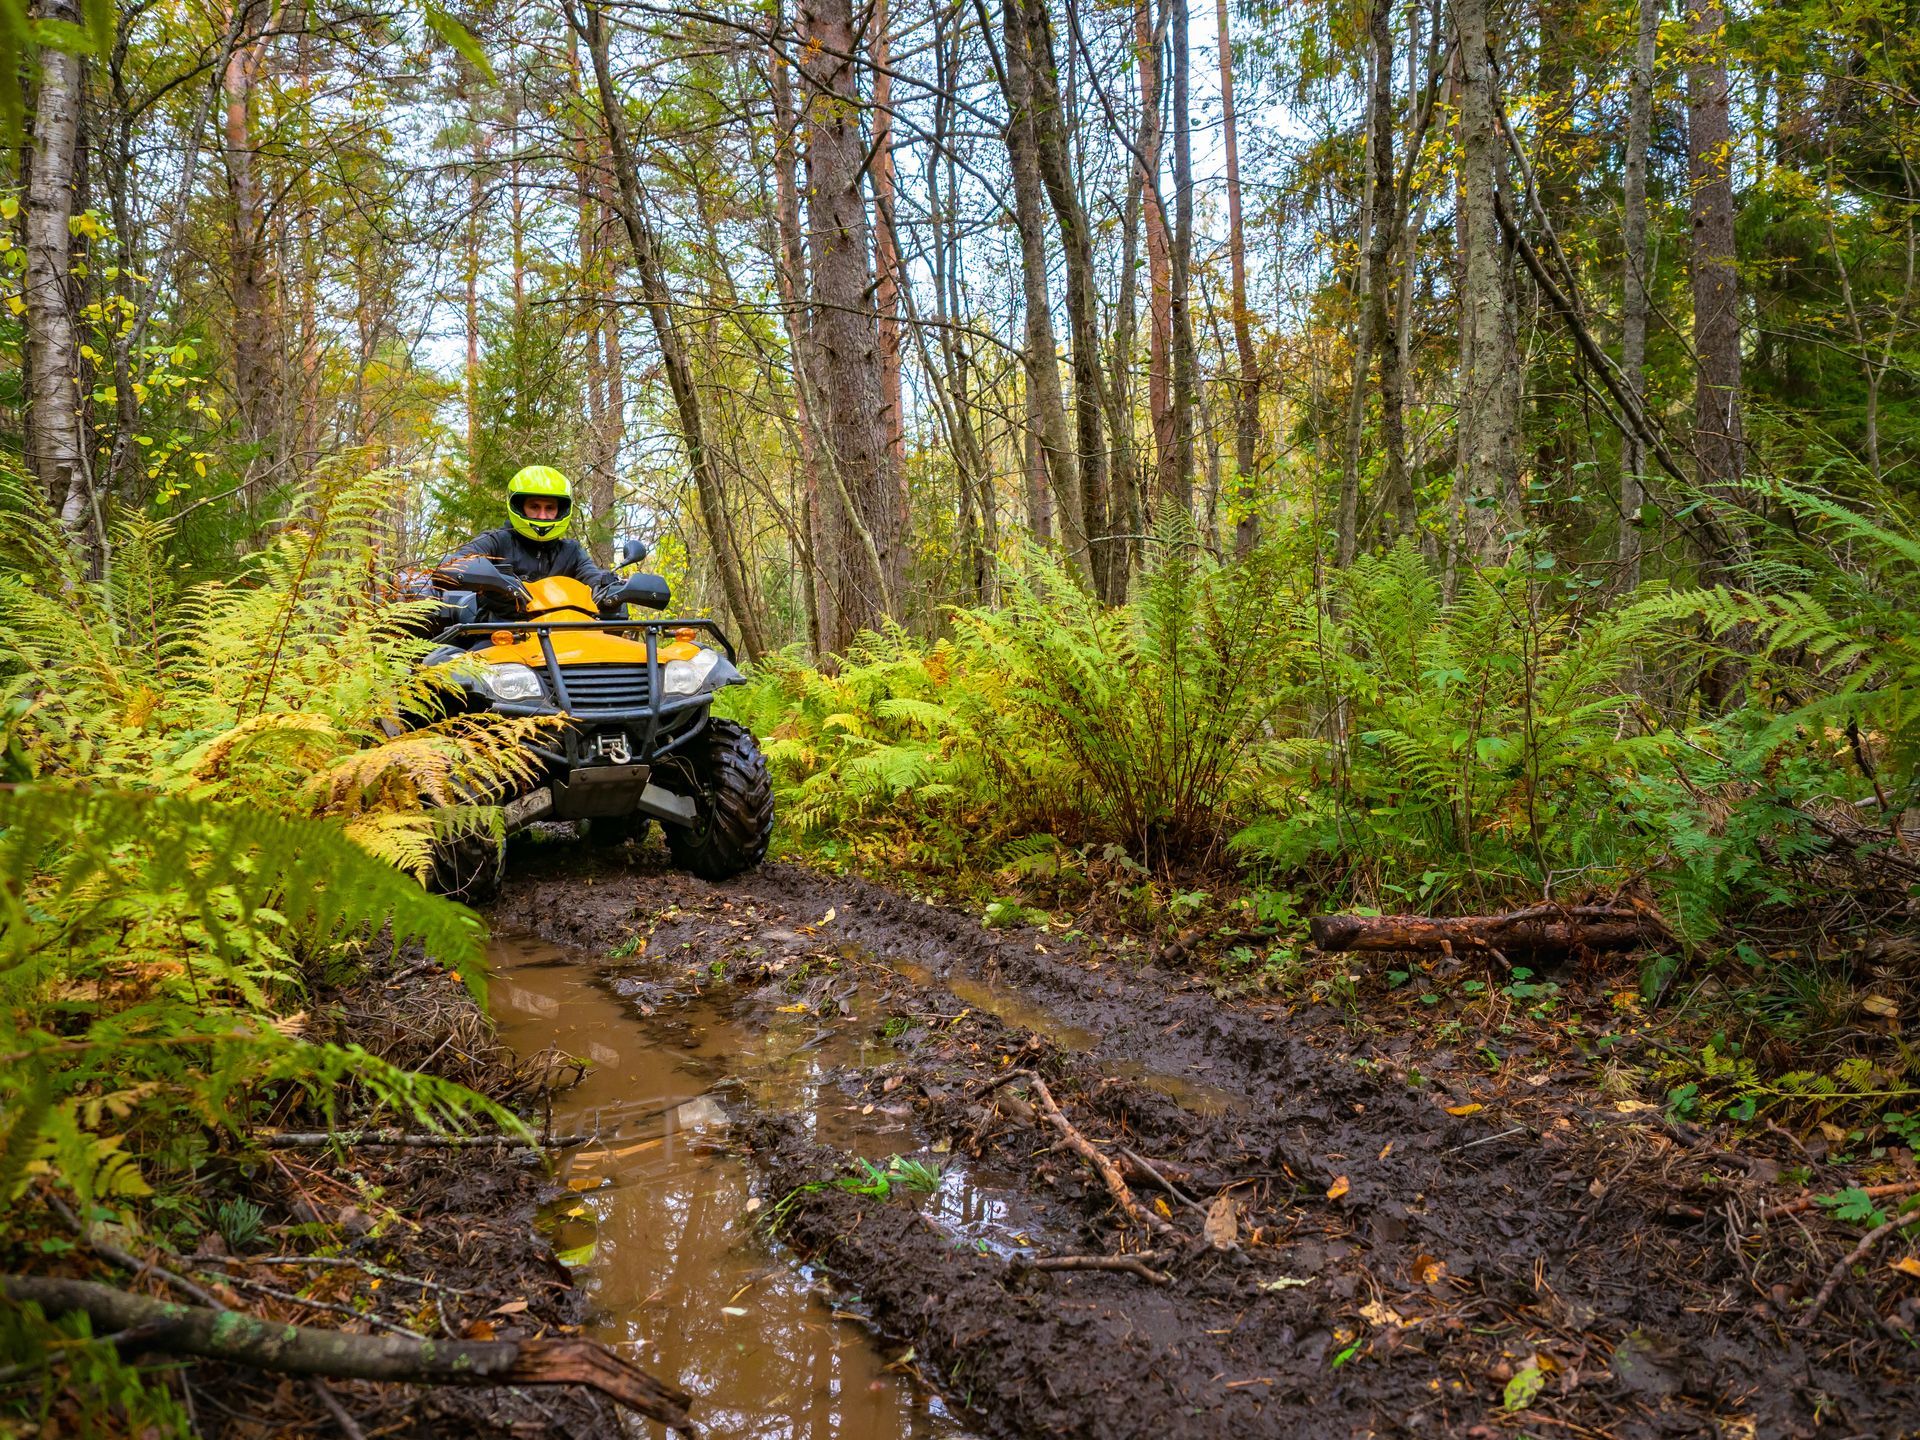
(664, 719, 773, 881)
(429, 825, 504, 904)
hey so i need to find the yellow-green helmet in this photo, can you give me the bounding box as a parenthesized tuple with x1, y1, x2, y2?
(506, 465, 574, 542)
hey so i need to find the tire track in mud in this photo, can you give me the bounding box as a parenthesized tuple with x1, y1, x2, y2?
(496, 844, 1917, 1439)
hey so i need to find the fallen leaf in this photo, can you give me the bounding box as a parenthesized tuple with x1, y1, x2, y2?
(820, 907, 837, 925)
(1611, 1099, 1657, 1114)
(1258, 1276, 1312, 1291)
(1861, 993, 1900, 1019)
(721, 1306, 749, 1317)
(1412, 1254, 1448, 1285)
(1819, 1121, 1848, 1143)
(1326, 1175, 1350, 1201)
(1890, 1256, 1920, 1278)
(491, 1299, 530, 1316)
(463, 1318, 496, 1341)
(1446, 1102, 1483, 1116)
(776, 1003, 810, 1013)
(1378, 1141, 1394, 1160)
(1153, 1195, 1174, 1219)
(882, 1075, 905, 1093)
(1359, 1299, 1404, 1328)
(1503, 1364, 1545, 1412)
(1204, 1194, 1239, 1251)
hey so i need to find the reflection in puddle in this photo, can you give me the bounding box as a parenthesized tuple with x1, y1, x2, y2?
(488, 936, 971, 1440)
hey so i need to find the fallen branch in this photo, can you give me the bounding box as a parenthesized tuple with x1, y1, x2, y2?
(256, 1131, 588, 1150)
(1760, 1180, 1920, 1222)
(1799, 1216, 1908, 1329)
(1014, 1253, 1170, 1284)
(1308, 904, 1665, 958)
(1012, 1071, 1175, 1238)
(1, 1275, 694, 1432)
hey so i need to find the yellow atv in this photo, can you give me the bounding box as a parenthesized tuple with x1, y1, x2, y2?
(418, 542, 771, 897)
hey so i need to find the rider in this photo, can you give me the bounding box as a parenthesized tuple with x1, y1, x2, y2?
(436, 465, 624, 616)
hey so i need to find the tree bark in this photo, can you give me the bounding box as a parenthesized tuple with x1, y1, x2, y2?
(1011, 0, 1119, 599)
(798, 0, 907, 648)
(1137, 0, 1170, 536)
(223, 0, 279, 497)
(25, 0, 88, 542)
(1166, 0, 1197, 523)
(1337, 39, 1380, 570)
(1454, 0, 1520, 547)
(1685, 0, 1752, 700)
(871, 0, 907, 486)
(1619, 0, 1656, 589)
(2, 1274, 692, 1431)
(1366, 0, 1412, 545)
(992, 0, 1085, 574)
(1216, 0, 1260, 556)
(578, 0, 768, 658)
(766, 15, 829, 653)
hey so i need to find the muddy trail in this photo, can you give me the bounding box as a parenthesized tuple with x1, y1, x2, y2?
(492, 842, 1919, 1439)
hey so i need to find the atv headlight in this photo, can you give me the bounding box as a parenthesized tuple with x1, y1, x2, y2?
(661, 647, 721, 696)
(477, 662, 545, 702)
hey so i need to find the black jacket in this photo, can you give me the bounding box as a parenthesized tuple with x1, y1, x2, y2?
(438, 526, 619, 615)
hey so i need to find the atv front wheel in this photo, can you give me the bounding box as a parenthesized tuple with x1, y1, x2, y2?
(663, 718, 773, 880)
(429, 823, 504, 903)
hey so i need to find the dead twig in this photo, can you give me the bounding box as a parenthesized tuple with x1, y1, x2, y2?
(1799, 1215, 1909, 1328)
(1007, 1070, 1176, 1238)
(1760, 1179, 1920, 1222)
(1014, 1252, 1171, 1285)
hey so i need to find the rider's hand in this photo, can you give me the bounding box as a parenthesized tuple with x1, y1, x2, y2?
(505, 578, 533, 613)
(592, 578, 626, 613)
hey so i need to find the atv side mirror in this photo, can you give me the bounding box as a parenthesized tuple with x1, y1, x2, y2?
(620, 572, 671, 610)
(616, 537, 650, 569)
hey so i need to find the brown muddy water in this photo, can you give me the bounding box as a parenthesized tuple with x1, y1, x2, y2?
(487, 934, 978, 1440)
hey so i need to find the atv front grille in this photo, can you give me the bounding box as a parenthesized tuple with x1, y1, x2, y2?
(553, 662, 653, 712)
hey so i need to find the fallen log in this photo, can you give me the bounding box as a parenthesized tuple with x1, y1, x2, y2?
(1308, 903, 1665, 958)
(1, 1274, 694, 1433)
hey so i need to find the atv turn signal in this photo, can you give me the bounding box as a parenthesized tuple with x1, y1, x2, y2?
(490, 630, 514, 647)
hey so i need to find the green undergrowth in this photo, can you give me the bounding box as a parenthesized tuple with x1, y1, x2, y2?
(723, 494, 1920, 1134)
(0, 470, 540, 1432)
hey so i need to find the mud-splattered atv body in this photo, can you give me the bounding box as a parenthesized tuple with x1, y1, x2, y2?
(418, 543, 772, 897)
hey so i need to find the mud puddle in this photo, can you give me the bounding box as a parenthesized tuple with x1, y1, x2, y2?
(488, 934, 976, 1439)
(880, 953, 1238, 1116)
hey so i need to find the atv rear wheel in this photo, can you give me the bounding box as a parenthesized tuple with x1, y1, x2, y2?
(663, 718, 773, 880)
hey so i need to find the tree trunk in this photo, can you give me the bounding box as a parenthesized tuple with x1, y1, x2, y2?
(1685, 0, 1752, 701)
(223, 0, 278, 498)
(1366, 0, 1411, 545)
(1166, 0, 1197, 522)
(1454, 0, 1520, 546)
(26, 0, 88, 542)
(1139, 0, 1172, 516)
(1619, 0, 1656, 588)
(766, 16, 828, 654)
(995, 0, 1085, 574)
(799, 0, 907, 648)
(1011, 0, 1118, 599)
(871, 0, 907, 487)
(464, 74, 486, 489)
(1337, 36, 1380, 570)
(1216, 0, 1260, 556)
(579, 0, 768, 658)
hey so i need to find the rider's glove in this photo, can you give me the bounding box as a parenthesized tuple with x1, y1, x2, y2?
(592, 578, 626, 613)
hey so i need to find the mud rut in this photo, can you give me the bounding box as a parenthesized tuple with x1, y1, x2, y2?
(492, 843, 1917, 1440)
